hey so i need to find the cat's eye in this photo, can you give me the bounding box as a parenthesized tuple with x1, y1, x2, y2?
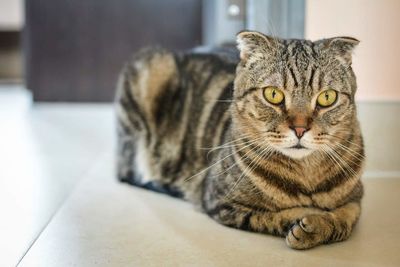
(317, 89, 337, 107)
(263, 86, 284, 105)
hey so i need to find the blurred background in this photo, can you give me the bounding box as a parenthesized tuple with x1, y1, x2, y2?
(0, 0, 399, 266)
(1, 0, 399, 101)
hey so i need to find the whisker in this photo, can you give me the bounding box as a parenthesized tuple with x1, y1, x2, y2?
(205, 136, 264, 161)
(223, 144, 274, 200)
(199, 133, 256, 150)
(184, 137, 263, 182)
(334, 141, 365, 159)
(321, 145, 350, 177)
(326, 132, 363, 149)
(325, 144, 359, 177)
(209, 140, 262, 178)
(205, 99, 235, 103)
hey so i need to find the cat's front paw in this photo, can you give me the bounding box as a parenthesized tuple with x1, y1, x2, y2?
(285, 214, 333, 249)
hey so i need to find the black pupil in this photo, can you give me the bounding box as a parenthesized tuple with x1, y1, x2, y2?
(325, 92, 329, 101)
(272, 90, 276, 98)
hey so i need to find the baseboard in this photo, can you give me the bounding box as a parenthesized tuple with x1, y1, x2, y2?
(363, 171, 400, 179)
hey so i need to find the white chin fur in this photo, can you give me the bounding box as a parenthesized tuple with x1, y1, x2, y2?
(278, 148, 314, 159)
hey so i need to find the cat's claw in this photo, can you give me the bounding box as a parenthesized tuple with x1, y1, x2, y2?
(285, 214, 331, 249)
(299, 216, 315, 233)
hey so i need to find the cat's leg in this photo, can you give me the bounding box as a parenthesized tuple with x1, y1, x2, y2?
(206, 202, 324, 237)
(207, 201, 360, 249)
(286, 201, 361, 249)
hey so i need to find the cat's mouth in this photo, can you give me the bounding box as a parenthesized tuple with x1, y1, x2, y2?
(290, 143, 307, 149)
(279, 143, 313, 159)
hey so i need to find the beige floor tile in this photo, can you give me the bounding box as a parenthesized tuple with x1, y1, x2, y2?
(0, 87, 114, 266)
(18, 152, 400, 266)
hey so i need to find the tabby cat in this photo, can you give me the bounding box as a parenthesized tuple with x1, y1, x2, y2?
(115, 31, 365, 249)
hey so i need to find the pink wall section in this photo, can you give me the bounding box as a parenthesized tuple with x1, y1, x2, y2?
(305, 0, 400, 101)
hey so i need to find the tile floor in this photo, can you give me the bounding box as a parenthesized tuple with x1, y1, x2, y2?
(1, 86, 399, 266)
(0, 86, 113, 266)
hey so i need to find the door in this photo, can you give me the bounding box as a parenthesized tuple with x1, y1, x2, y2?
(24, 0, 202, 102)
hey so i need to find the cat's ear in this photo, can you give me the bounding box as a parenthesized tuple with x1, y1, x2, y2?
(236, 31, 277, 61)
(317, 36, 360, 65)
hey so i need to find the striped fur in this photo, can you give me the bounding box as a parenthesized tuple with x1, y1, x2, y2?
(115, 31, 365, 249)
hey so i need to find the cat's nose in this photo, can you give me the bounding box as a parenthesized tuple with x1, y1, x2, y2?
(288, 113, 311, 139)
(292, 127, 308, 139)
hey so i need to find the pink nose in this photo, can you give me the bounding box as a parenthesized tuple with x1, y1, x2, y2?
(293, 127, 307, 138)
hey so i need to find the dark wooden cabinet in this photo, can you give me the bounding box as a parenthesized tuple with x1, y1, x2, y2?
(24, 0, 202, 102)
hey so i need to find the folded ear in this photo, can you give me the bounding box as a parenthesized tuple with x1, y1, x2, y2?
(236, 31, 278, 62)
(316, 36, 360, 64)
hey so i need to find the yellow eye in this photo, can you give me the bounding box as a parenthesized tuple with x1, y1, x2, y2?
(317, 89, 337, 107)
(263, 86, 284, 105)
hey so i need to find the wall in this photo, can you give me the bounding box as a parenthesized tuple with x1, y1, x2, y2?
(305, 0, 400, 101)
(0, 0, 23, 81)
(24, 0, 202, 102)
(247, 0, 305, 39)
(0, 0, 23, 30)
(202, 0, 245, 46)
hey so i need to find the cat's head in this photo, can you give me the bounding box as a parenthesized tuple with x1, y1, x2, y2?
(232, 31, 360, 159)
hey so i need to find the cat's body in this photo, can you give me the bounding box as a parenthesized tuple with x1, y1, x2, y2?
(115, 32, 365, 249)
(116, 48, 238, 201)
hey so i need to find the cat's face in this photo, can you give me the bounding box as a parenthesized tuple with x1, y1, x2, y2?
(232, 31, 359, 159)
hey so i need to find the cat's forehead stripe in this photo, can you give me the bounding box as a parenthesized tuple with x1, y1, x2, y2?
(276, 40, 323, 96)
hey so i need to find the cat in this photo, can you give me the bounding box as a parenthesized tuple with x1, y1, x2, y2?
(115, 31, 365, 249)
